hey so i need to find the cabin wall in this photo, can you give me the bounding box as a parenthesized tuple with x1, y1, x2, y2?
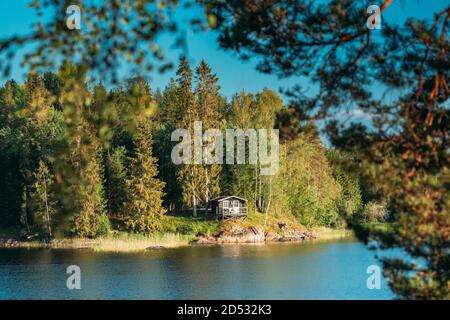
(212, 198, 247, 219)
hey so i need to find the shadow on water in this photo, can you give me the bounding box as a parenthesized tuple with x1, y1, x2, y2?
(0, 238, 394, 299)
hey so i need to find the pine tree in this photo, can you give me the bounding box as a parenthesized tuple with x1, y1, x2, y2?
(22, 74, 53, 123)
(194, 60, 222, 206)
(105, 146, 129, 217)
(31, 160, 56, 239)
(157, 79, 181, 126)
(176, 57, 204, 217)
(0, 80, 26, 227)
(125, 121, 166, 234)
(71, 144, 110, 238)
(153, 79, 182, 211)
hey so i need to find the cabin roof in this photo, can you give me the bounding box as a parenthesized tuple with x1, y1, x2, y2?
(211, 195, 247, 202)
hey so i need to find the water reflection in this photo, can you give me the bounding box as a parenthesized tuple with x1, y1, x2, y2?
(0, 239, 394, 299)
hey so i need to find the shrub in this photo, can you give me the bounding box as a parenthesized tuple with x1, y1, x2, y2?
(95, 213, 111, 236)
(355, 201, 388, 223)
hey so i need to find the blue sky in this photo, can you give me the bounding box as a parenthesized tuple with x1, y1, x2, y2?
(0, 0, 446, 101)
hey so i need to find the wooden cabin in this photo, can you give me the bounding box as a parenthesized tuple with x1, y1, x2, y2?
(211, 196, 247, 220)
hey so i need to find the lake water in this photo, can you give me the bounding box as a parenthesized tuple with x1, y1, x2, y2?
(0, 238, 394, 299)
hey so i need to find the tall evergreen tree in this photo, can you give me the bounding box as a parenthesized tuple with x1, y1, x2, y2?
(0, 80, 26, 226)
(71, 143, 110, 238)
(176, 57, 204, 216)
(153, 79, 183, 211)
(157, 79, 181, 126)
(195, 60, 222, 206)
(31, 160, 57, 239)
(105, 146, 129, 217)
(125, 121, 166, 234)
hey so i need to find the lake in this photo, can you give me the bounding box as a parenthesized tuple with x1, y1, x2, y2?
(0, 238, 394, 299)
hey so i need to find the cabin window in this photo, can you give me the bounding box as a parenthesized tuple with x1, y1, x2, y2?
(223, 200, 229, 208)
(233, 200, 239, 207)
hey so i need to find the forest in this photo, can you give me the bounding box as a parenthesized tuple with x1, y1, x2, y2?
(0, 0, 448, 300)
(0, 58, 378, 239)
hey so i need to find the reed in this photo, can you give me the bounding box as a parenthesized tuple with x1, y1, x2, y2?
(92, 233, 191, 252)
(311, 227, 354, 241)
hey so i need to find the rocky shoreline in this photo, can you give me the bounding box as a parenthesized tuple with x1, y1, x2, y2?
(0, 238, 23, 248)
(194, 224, 316, 245)
(0, 224, 318, 250)
(0, 238, 98, 249)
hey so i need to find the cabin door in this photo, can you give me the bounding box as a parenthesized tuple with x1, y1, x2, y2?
(232, 200, 239, 214)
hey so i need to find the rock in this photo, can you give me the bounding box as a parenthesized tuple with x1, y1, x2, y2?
(277, 222, 287, 231)
(278, 229, 316, 242)
(146, 245, 165, 250)
(265, 231, 282, 241)
(0, 238, 23, 248)
(217, 226, 265, 243)
(278, 236, 300, 242)
(194, 236, 217, 245)
(194, 223, 316, 245)
(196, 231, 206, 238)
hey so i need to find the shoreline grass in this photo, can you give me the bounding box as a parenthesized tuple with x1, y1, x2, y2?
(1, 216, 358, 252)
(0, 228, 355, 252)
(310, 227, 354, 241)
(92, 233, 192, 252)
(0, 232, 192, 252)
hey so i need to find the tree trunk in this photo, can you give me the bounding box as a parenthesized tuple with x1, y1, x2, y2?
(258, 163, 262, 211)
(22, 187, 31, 234)
(264, 178, 273, 226)
(254, 166, 258, 212)
(43, 180, 52, 239)
(192, 192, 197, 218)
(204, 167, 210, 212)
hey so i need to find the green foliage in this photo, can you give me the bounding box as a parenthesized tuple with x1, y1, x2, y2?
(354, 201, 388, 224)
(329, 150, 363, 222)
(0, 67, 362, 266)
(125, 121, 166, 234)
(153, 123, 182, 210)
(0, 0, 447, 299)
(195, 60, 222, 205)
(175, 58, 207, 212)
(105, 146, 129, 217)
(96, 213, 113, 237)
(71, 148, 111, 238)
(206, 0, 450, 299)
(225, 89, 283, 213)
(30, 160, 57, 239)
(157, 79, 181, 126)
(272, 133, 341, 227)
(164, 215, 219, 236)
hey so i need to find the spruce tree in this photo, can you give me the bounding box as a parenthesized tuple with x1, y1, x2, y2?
(153, 79, 182, 211)
(176, 57, 204, 217)
(31, 160, 57, 239)
(125, 121, 166, 234)
(71, 143, 110, 238)
(158, 79, 181, 126)
(194, 60, 222, 206)
(105, 146, 129, 217)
